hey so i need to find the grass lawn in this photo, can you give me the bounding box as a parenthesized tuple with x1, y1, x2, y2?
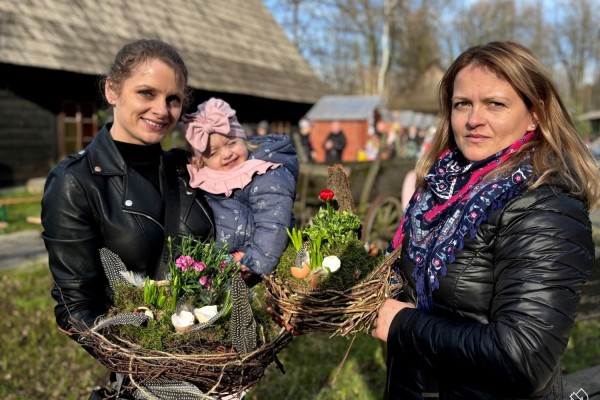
(0, 189, 43, 234)
(0, 260, 598, 400)
(0, 262, 107, 400)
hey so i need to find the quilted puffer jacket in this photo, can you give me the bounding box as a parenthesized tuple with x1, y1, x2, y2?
(42, 125, 214, 333)
(385, 186, 594, 399)
(205, 133, 299, 275)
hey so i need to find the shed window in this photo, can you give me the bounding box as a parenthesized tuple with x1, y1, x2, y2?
(58, 101, 97, 158)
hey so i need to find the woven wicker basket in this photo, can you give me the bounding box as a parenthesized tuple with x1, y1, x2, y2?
(75, 325, 292, 398)
(262, 244, 403, 337)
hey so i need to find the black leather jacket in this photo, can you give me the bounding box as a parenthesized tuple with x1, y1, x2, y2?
(386, 186, 594, 399)
(42, 125, 214, 333)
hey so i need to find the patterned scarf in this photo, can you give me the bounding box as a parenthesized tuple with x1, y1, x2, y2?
(389, 131, 534, 310)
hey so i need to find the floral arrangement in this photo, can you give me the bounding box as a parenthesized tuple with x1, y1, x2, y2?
(73, 235, 292, 397)
(109, 236, 242, 337)
(263, 183, 403, 337)
(285, 189, 372, 286)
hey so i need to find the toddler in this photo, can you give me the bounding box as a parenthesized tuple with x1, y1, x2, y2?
(182, 98, 298, 279)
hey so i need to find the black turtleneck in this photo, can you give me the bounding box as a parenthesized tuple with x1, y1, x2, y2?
(113, 141, 163, 192)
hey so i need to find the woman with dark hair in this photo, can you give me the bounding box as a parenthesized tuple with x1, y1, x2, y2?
(372, 41, 600, 399)
(42, 39, 215, 398)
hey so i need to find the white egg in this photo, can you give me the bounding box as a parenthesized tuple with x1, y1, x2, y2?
(171, 310, 195, 332)
(193, 305, 219, 323)
(322, 255, 341, 273)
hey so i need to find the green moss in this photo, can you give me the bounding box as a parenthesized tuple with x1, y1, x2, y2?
(108, 281, 281, 353)
(319, 240, 383, 290)
(273, 239, 384, 292)
(273, 243, 298, 281)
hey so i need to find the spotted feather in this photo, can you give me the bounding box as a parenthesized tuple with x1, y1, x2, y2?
(229, 275, 257, 354)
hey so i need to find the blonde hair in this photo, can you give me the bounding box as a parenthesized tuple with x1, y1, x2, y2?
(189, 139, 259, 170)
(417, 41, 600, 210)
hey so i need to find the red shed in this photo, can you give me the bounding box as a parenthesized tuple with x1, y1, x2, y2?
(305, 96, 387, 163)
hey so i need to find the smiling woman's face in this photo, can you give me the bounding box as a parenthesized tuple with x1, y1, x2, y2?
(106, 58, 185, 145)
(451, 65, 536, 162)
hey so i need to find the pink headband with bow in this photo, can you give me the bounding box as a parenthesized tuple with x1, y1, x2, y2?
(182, 98, 246, 155)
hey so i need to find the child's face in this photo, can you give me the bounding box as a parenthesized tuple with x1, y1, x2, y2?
(201, 133, 249, 171)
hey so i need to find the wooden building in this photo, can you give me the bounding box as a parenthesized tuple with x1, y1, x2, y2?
(391, 62, 445, 114)
(579, 110, 600, 139)
(0, 0, 327, 187)
(305, 96, 386, 163)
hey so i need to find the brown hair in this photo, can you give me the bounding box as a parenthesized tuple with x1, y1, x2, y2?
(101, 39, 192, 108)
(417, 41, 600, 209)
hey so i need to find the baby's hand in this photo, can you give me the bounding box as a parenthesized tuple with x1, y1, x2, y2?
(231, 251, 245, 261)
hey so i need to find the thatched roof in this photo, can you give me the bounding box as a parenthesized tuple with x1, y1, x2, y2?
(392, 63, 444, 113)
(0, 0, 327, 104)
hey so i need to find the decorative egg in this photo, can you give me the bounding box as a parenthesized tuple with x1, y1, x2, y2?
(193, 305, 219, 323)
(171, 310, 195, 332)
(291, 262, 311, 279)
(322, 256, 341, 273)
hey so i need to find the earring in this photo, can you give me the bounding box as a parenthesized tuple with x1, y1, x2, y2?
(529, 124, 537, 131)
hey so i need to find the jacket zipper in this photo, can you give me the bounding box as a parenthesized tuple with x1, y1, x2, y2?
(124, 210, 163, 229)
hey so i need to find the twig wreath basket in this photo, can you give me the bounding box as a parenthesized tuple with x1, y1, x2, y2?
(74, 324, 292, 398)
(263, 245, 402, 337)
(71, 237, 293, 399)
(263, 165, 404, 337)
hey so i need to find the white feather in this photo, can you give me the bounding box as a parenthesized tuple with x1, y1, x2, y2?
(119, 270, 146, 288)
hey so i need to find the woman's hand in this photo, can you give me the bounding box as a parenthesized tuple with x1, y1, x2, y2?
(371, 299, 415, 342)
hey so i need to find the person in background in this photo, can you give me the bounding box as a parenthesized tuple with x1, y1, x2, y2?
(371, 41, 600, 399)
(403, 125, 420, 158)
(183, 98, 298, 280)
(41, 39, 215, 399)
(323, 120, 347, 164)
(297, 117, 316, 163)
(374, 120, 396, 160)
(363, 132, 380, 161)
(256, 120, 269, 136)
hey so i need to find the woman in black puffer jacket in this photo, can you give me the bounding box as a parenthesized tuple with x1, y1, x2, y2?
(371, 41, 600, 400)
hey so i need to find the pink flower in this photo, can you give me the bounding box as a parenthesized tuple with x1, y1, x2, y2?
(176, 255, 194, 271)
(219, 261, 227, 271)
(194, 261, 207, 272)
(199, 276, 208, 286)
